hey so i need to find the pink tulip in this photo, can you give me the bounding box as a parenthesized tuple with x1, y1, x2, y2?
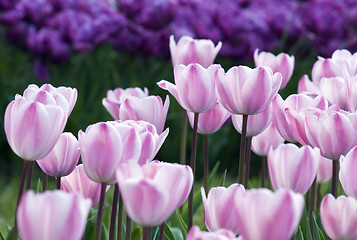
(320, 194, 357, 240)
(254, 49, 295, 89)
(215, 65, 282, 115)
(79, 121, 143, 185)
(102, 87, 149, 119)
(236, 188, 304, 240)
(311, 57, 341, 84)
(187, 101, 230, 135)
(251, 123, 284, 157)
(317, 156, 333, 184)
(186, 226, 237, 240)
(17, 190, 91, 240)
(232, 103, 272, 137)
(201, 184, 245, 234)
(116, 161, 193, 226)
(61, 164, 109, 207)
(272, 93, 328, 142)
(123, 120, 169, 165)
(158, 64, 219, 113)
(4, 96, 67, 160)
(23, 83, 77, 116)
(37, 132, 80, 177)
(320, 77, 349, 110)
(169, 35, 222, 68)
(268, 143, 320, 194)
(297, 74, 321, 96)
(339, 146, 357, 198)
(119, 95, 170, 134)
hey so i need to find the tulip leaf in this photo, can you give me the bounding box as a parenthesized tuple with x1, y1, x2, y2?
(4, 226, 13, 240)
(163, 222, 175, 240)
(208, 161, 220, 187)
(171, 228, 184, 240)
(294, 226, 304, 240)
(131, 227, 141, 240)
(180, 188, 203, 222)
(170, 209, 187, 236)
(312, 214, 326, 240)
(0, 232, 4, 240)
(35, 178, 42, 193)
(305, 217, 313, 240)
(219, 169, 227, 186)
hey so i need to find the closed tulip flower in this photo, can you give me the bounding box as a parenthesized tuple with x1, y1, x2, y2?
(232, 103, 272, 137)
(215, 65, 282, 115)
(236, 188, 304, 240)
(17, 190, 91, 240)
(320, 194, 357, 240)
(251, 123, 284, 157)
(268, 143, 320, 194)
(254, 49, 295, 89)
(311, 57, 341, 84)
(187, 101, 230, 135)
(102, 87, 149, 120)
(340, 146, 357, 198)
(5, 96, 67, 161)
(169, 35, 222, 68)
(201, 184, 245, 235)
(116, 161, 193, 227)
(119, 95, 170, 134)
(186, 226, 237, 240)
(157, 63, 219, 113)
(317, 155, 333, 184)
(37, 132, 80, 177)
(61, 164, 109, 207)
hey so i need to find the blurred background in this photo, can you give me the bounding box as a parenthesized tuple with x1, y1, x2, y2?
(0, 0, 357, 201)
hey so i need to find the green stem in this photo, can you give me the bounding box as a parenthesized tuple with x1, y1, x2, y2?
(142, 226, 151, 240)
(125, 215, 132, 240)
(180, 111, 188, 165)
(315, 183, 321, 216)
(203, 134, 209, 195)
(243, 137, 252, 188)
(94, 183, 107, 240)
(308, 177, 317, 238)
(56, 176, 61, 190)
(188, 112, 199, 230)
(26, 161, 34, 190)
(261, 156, 267, 188)
(42, 172, 48, 191)
(109, 184, 119, 240)
(117, 190, 123, 240)
(238, 115, 248, 184)
(331, 160, 339, 197)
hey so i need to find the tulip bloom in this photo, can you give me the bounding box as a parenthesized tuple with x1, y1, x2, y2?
(340, 146, 357, 198)
(215, 65, 282, 115)
(119, 95, 170, 134)
(187, 101, 230, 135)
(158, 64, 219, 113)
(268, 143, 320, 194)
(169, 35, 222, 67)
(317, 156, 333, 184)
(186, 226, 237, 240)
(201, 184, 245, 234)
(102, 87, 149, 119)
(251, 123, 284, 157)
(254, 49, 295, 89)
(116, 161, 193, 226)
(236, 188, 304, 240)
(61, 164, 108, 207)
(232, 103, 272, 137)
(17, 190, 91, 240)
(37, 132, 80, 177)
(320, 194, 357, 240)
(5, 96, 67, 161)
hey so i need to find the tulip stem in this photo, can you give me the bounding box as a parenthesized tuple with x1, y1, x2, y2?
(117, 190, 123, 240)
(142, 226, 151, 240)
(158, 223, 164, 240)
(204, 134, 209, 195)
(308, 177, 317, 237)
(13, 161, 30, 240)
(331, 160, 339, 197)
(109, 184, 119, 240)
(243, 137, 252, 188)
(261, 156, 267, 188)
(238, 115, 248, 184)
(26, 161, 34, 190)
(56, 176, 61, 190)
(126, 215, 132, 240)
(315, 183, 321, 216)
(180, 111, 188, 165)
(95, 183, 107, 240)
(42, 172, 48, 191)
(188, 112, 199, 229)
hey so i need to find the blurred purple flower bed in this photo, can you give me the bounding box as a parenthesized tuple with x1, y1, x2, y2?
(1, 0, 357, 64)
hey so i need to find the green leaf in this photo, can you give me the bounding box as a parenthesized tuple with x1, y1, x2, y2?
(305, 217, 313, 240)
(294, 226, 304, 240)
(171, 228, 184, 240)
(163, 222, 175, 240)
(219, 169, 227, 187)
(36, 178, 42, 193)
(131, 227, 141, 240)
(170, 209, 187, 236)
(5, 226, 14, 240)
(0, 232, 4, 240)
(312, 214, 326, 240)
(180, 187, 203, 222)
(208, 161, 220, 187)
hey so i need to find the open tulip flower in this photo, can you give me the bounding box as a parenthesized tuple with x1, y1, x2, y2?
(268, 143, 320, 194)
(169, 35, 222, 68)
(340, 146, 357, 198)
(215, 65, 282, 115)
(119, 95, 170, 134)
(236, 188, 304, 240)
(186, 226, 237, 240)
(102, 87, 149, 119)
(201, 183, 245, 235)
(17, 190, 91, 240)
(158, 63, 219, 113)
(320, 194, 357, 240)
(254, 49, 295, 90)
(116, 161, 193, 227)
(37, 132, 80, 178)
